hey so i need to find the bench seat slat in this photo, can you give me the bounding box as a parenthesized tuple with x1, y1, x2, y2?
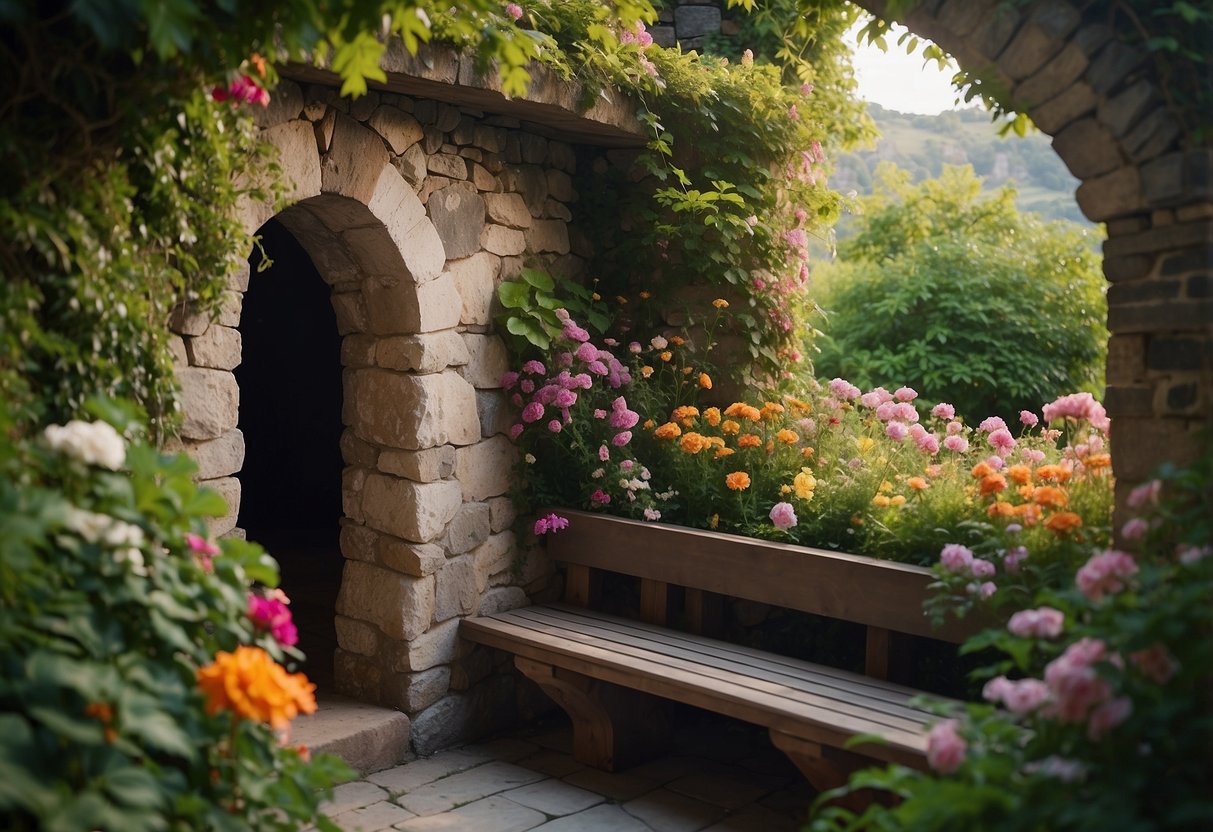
(464, 606, 934, 765)
(512, 605, 937, 729)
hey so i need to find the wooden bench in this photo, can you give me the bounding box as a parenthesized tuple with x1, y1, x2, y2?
(462, 509, 982, 793)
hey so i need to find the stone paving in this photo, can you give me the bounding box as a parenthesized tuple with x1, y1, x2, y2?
(316, 714, 816, 831)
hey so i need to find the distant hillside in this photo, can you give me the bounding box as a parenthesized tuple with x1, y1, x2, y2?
(830, 103, 1091, 228)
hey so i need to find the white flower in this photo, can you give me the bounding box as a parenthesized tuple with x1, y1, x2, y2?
(63, 507, 113, 543)
(103, 520, 145, 549)
(114, 548, 148, 576)
(643, 508, 662, 521)
(524, 453, 536, 464)
(43, 420, 126, 470)
(650, 336, 668, 350)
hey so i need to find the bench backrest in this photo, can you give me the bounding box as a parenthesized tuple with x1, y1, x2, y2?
(545, 509, 984, 678)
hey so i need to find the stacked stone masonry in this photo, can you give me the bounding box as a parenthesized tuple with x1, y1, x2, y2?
(859, 0, 1212, 520)
(169, 79, 604, 747)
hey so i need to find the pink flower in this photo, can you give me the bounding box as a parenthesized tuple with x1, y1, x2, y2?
(501, 371, 520, 389)
(969, 581, 997, 599)
(931, 402, 955, 419)
(894, 386, 918, 402)
(520, 379, 535, 394)
(1087, 697, 1131, 740)
(861, 388, 893, 409)
(522, 360, 545, 375)
(1130, 644, 1178, 684)
(562, 323, 590, 342)
(508, 423, 524, 440)
(1042, 392, 1109, 430)
(943, 435, 969, 453)
(985, 676, 1050, 715)
(1121, 517, 1149, 540)
(788, 104, 799, 120)
(1179, 544, 1212, 564)
(926, 720, 966, 774)
(801, 82, 814, 95)
(916, 432, 940, 455)
(769, 502, 798, 530)
(886, 422, 908, 441)
(988, 428, 1016, 456)
(1021, 448, 1046, 463)
(643, 507, 662, 521)
(1043, 638, 1114, 723)
(829, 378, 860, 400)
(978, 416, 1007, 433)
(1007, 607, 1065, 639)
(1004, 546, 1028, 573)
(186, 532, 219, 558)
(505, 2, 523, 19)
(547, 419, 562, 433)
(612, 431, 632, 447)
(554, 388, 577, 408)
(533, 513, 569, 535)
(587, 360, 608, 376)
(521, 402, 544, 423)
(213, 74, 270, 107)
(609, 404, 639, 429)
(970, 558, 996, 578)
(1127, 479, 1162, 509)
(590, 489, 611, 506)
(893, 402, 919, 423)
(745, 215, 758, 227)
(945, 420, 964, 435)
(875, 401, 897, 421)
(1076, 550, 1138, 601)
(940, 544, 974, 573)
(248, 593, 298, 647)
(1019, 410, 1039, 427)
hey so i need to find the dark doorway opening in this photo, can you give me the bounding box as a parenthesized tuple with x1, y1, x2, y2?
(238, 217, 345, 691)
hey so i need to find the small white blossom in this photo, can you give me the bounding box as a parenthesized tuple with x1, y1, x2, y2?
(43, 420, 126, 470)
(524, 453, 536, 464)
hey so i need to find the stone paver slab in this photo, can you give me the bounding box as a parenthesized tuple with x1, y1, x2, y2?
(459, 736, 540, 762)
(368, 749, 490, 794)
(393, 795, 545, 832)
(624, 787, 728, 832)
(562, 766, 660, 802)
(702, 803, 800, 832)
(395, 761, 545, 816)
(666, 763, 776, 809)
(515, 749, 586, 779)
(503, 778, 604, 816)
(529, 803, 652, 832)
(321, 781, 390, 817)
(333, 800, 416, 831)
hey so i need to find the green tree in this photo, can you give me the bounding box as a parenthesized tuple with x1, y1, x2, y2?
(814, 163, 1107, 423)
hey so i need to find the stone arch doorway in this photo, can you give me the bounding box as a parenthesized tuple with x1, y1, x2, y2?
(238, 217, 345, 690)
(856, 0, 1213, 509)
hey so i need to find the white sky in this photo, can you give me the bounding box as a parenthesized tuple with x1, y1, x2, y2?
(844, 19, 965, 115)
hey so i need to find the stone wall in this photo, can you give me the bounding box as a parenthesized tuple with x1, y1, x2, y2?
(167, 77, 604, 752)
(651, 1, 733, 52)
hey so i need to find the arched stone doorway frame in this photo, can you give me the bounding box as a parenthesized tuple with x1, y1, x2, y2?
(857, 0, 1213, 512)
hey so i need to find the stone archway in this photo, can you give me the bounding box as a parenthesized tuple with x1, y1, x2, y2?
(858, 0, 1212, 513)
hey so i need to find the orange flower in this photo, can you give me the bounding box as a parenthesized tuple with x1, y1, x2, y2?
(1018, 484, 1035, 501)
(760, 402, 785, 420)
(801, 447, 815, 458)
(670, 335, 685, 346)
(1013, 502, 1043, 526)
(1045, 511, 1083, 535)
(639, 291, 652, 299)
(1032, 485, 1069, 508)
(699, 372, 713, 390)
(715, 447, 735, 459)
(654, 422, 682, 440)
(85, 702, 117, 743)
(682, 366, 695, 376)
(712, 298, 729, 309)
(907, 476, 929, 491)
(1085, 453, 1111, 469)
(971, 462, 994, 479)
(672, 405, 700, 426)
(197, 646, 316, 729)
(776, 429, 799, 444)
(250, 53, 267, 78)
(680, 433, 708, 454)
(703, 407, 721, 427)
(987, 501, 1016, 519)
(659, 351, 673, 362)
(980, 473, 1008, 496)
(783, 395, 810, 412)
(725, 471, 751, 491)
(643, 418, 655, 430)
(872, 494, 891, 508)
(640, 366, 654, 378)
(721, 419, 741, 435)
(1007, 465, 1033, 485)
(706, 436, 726, 449)
(737, 433, 762, 449)
(1035, 464, 1071, 483)
(890, 495, 906, 507)
(765, 439, 775, 454)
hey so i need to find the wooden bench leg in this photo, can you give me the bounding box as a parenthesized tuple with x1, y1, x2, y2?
(769, 730, 885, 812)
(515, 656, 669, 771)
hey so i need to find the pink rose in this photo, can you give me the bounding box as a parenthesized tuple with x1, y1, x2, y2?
(939, 544, 974, 573)
(1007, 607, 1065, 639)
(1076, 550, 1138, 601)
(926, 720, 966, 774)
(769, 502, 798, 530)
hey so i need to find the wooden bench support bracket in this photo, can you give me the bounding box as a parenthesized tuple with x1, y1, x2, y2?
(515, 656, 669, 772)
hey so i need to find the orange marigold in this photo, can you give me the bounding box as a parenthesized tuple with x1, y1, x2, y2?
(721, 419, 741, 435)
(699, 372, 713, 390)
(706, 436, 726, 448)
(1044, 511, 1083, 535)
(643, 418, 655, 430)
(971, 462, 994, 479)
(670, 335, 685, 346)
(672, 405, 700, 426)
(1032, 485, 1069, 508)
(715, 447, 735, 459)
(776, 429, 799, 444)
(872, 494, 891, 508)
(980, 473, 1008, 496)
(760, 402, 785, 420)
(725, 471, 751, 491)
(639, 291, 652, 300)
(907, 476, 929, 491)
(1007, 464, 1033, 485)
(1035, 464, 1071, 483)
(1085, 453, 1112, 469)
(801, 447, 815, 458)
(703, 407, 722, 427)
(890, 495, 907, 507)
(197, 646, 317, 729)
(723, 402, 761, 421)
(680, 432, 708, 454)
(640, 366, 654, 378)
(1013, 502, 1043, 526)
(712, 298, 729, 309)
(659, 351, 673, 362)
(784, 395, 810, 412)
(737, 433, 762, 449)
(987, 501, 1016, 519)
(653, 422, 682, 440)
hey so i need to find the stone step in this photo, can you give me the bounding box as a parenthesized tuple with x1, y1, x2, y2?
(292, 694, 413, 775)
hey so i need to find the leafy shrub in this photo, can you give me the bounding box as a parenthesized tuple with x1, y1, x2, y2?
(0, 402, 349, 830)
(814, 164, 1107, 424)
(809, 457, 1213, 830)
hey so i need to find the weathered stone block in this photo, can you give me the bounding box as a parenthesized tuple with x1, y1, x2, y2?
(477, 390, 513, 438)
(473, 531, 516, 591)
(200, 476, 240, 536)
(379, 538, 446, 577)
(368, 106, 424, 155)
(427, 152, 468, 181)
(362, 268, 460, 335)
(1106, 334, 1146, 383)
(178, 367, 238, 440)
(480, 586, 528, 617)
(394, 144, 428, 187)
(361, 473, 463, 543)
(502, 165, 548, 215)
(1147, 335, 1210, 372)
(351, 368, 481, 450)
(488, 496, 517, 533)
(1076, 166, 1142, 221)
(449, 252, 501, 327)
(336, 615, 381, 657)
(262, 120, 322, 204)
(339, 430, 378, 469)
(336, 523, 376, 565)
(481, 224, 526, 256)
(483, 192, 532, 229)
(461, 334, 510, 389)
(395, 619, 461, 673)
(349, 91, 379, 122)
(254, 79, 303, 128)
(674, 4, 720, 39)
(1030, 80, 1096, 135)
(340, 333, 377, 368)
(525, 219, 570, 255)
(322, 114, 390, 204)
(446, 503, 492, 555)
(377, 332, 470, 373)
(455, 436, 517, 502)
(342, 466, 369, 524)
(433, 554, 479, 622)
(428, 183, 486, 260)
(1052, 118, 1122, 180)
(330, 291, 369, 335)
(388, 667, 451, 713)
(184, 429, 245, 479)
(334, 649, 382, 702)
(217, 290, 243, 327)
(378, 445, 457, 482)
(336, 560, 435, 641)
(1098, 79, 1157, 139)
(1012, 43, 1088, 111)
(169, 302, 210, 337)
(470, 162, 497, 192)
(186, 325, 242, 371)
(545, 169, 576, 203)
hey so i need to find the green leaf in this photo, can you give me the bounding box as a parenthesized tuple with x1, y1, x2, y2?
(497, 281, 531, 310)
(520, 268, 555, 292)
(104, 767, 165, 810)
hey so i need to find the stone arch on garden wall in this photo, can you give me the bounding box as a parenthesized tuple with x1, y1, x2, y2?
(857, 0, 1212, 513)
(166, 62, 645, 749)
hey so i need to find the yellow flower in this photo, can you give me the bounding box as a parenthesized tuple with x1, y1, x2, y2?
(721, 419, 741, 435)
(712, 298, 729, 309)
(872, 494, 891, 508)
(699, 373, 713, 390)
(908, 476, 929, 491)
(793, 468, 816, 500)
(654, 422, 682, 440)
(890, 495, 907, 507)
(640, 366, 654, 378)
(706, 436, 726, 448)
(592, 292, 601, 301)
(725, 471, 751, 491)
(780, 484, 792, 494)
(709, 513, 719, 529)
(197, 646, 317, 730)
(643, 418, 655, 430)
(878, 480, 893, 493)
(703, 407, 721, 427)
(659, 351, 673, 362)
(776, 429, 799, 444)
(855, 437, 875, 454)
(783, 395, 810, 412)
